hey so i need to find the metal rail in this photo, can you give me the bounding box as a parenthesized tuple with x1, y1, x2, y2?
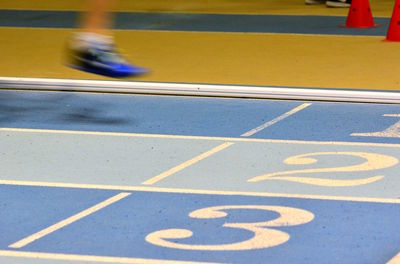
(1, 77, 400, 104)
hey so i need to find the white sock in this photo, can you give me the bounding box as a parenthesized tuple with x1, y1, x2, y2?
(71, 32, 114, 50)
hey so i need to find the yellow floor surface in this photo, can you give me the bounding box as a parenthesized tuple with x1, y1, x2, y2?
(0, 0, 394, 17)
(1, 28, 399, 91)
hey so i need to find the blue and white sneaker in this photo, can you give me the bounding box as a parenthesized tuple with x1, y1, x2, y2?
(67, 34, 147, 78)
(326, 0, 351, 7)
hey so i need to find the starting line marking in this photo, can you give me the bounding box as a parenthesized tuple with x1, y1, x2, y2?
(2, 127, 400, 148)
(8, 192, 131, 249)
(1, 179, 400, 205)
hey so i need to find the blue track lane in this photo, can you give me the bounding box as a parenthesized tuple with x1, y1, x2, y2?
(1, 90, 400, 263)
(1, 90, 400, 143)
(1, 185, 400, 264)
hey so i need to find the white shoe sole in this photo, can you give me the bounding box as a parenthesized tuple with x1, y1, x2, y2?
(305, 0, 325, 4)
(326, 1, 351, 7)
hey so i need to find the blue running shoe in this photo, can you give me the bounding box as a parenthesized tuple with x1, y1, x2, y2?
(67, 43, 147, 78)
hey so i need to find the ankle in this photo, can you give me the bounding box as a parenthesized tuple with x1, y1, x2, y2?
(70, 32, 114, 50)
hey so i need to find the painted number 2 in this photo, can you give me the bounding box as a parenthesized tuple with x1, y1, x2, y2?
(248, 152, 398, 186)
(146, 205, 314, 251)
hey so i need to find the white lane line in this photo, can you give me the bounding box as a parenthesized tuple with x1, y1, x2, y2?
(0, 250, 215, 264)
(2, 127, 400, 148)
(1, 180, 400, 204)
(142, 142, 234, 185)
(8, 192, 131, 249)
(388, 251, 400, 264)
(241, 103, 312, 137)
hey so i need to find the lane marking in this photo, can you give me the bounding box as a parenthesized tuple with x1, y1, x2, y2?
(142, 104, 309, 188)
(146, 205, 314, 251)
(0, 250, 214, 264)
(8, 192, 131, 249)
(241, 103, 311, 137)
(248, 152, 397, 186)
(1, 179, 400, 204)
(2, 127, 400, 148)
(388, 251, 400, 264)
(384, 114, 400, 117)
(352, 114, 400, 138)
(142, 142, 234, 185)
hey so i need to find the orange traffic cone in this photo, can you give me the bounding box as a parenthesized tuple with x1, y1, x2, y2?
(345, 0, 376, 28)
(386, 0, 400, 41)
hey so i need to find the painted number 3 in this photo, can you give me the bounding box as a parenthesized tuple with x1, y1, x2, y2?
(146, 205, 314, 251)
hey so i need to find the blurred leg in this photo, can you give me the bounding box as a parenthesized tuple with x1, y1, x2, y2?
(80, 0, 116, 35)
(66, 0, 147, 78)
